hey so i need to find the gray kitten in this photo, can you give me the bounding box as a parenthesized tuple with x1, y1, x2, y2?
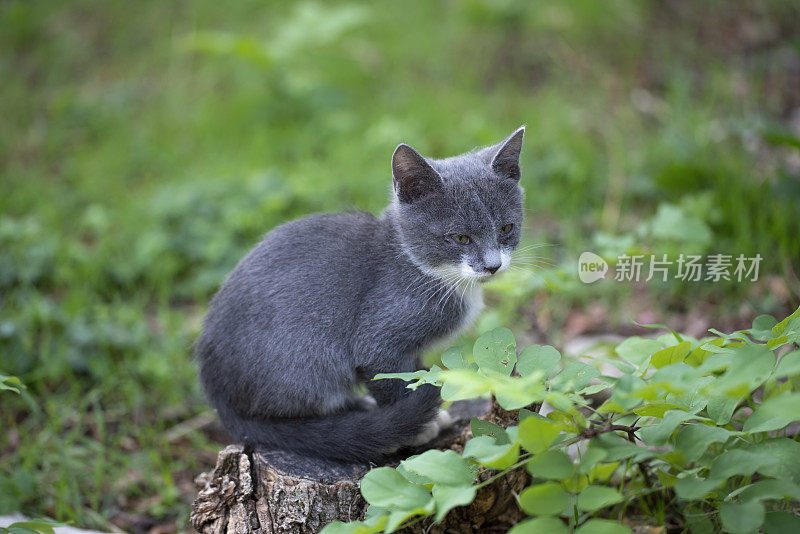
(195, 127, 525, 462)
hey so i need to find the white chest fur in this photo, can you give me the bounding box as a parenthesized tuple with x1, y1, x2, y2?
(427, 284, 484, 352)
(458, 283, 484, 329)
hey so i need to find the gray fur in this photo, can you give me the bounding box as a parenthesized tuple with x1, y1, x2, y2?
(195, 127, 525, 462)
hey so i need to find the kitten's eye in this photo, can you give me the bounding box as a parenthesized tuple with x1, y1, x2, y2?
(450, 234, 471, 245)
(500, 223, 514, 235)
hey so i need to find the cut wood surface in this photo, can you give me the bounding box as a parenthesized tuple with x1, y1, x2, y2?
(191, 398, 528, 533)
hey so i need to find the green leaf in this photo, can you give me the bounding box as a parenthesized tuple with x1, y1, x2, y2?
(385, 506, 431, 533)
(606, 375, 657, 412)
(364, 506, 390, 522)
(518, 482, 570, 516)
(714, 345, 776, 396)
(650, 341, 691, 368)
(516, 345, 561, 378)
(594, 433, 655, 462)
(576, 485, 623, 512)
(473, 327, 517, 376)
(6, 522, 60, 534)
(400, 450, 474, 487)
(494, 376, 547, 410)
(674, 424, 732, 463)
(320, 516, 387, 534)
(441, 345, 469, 370)
(396, 462, 433, 486)
(596, 400, 627, 414)
(697, 353, 736, 376)
(763, 511, 800, 534)
(518, 416, 561, 453)
(439, 369, 493, 401)
(782, 319, 800, 344)
(751, 315, 778, 340)
(508, 517, 569, 534)
(550, 361, 600, 391)
(633, 403, 688, 418)
(360, 467, 432, 510)
(679, 375, 715, 414)
(734, 479, 800, 502)
(526, 450, 574, 480)
(706, 396, 740, 425)
(580, 383, 613, 395)
(743, 392, 800, 433)
(745, 438, 800, 482)
(589, 462, 620, 483)
(767, 335, 789, 349)
(708, 449, 778, 480)
(638, 409, 693, 446)
(545, 391, 579, 413)
(685, 338, 726, 367)
(470, 418, 509, 444)
(633, 321, 684, 343)
(673, 477, 723, 500)
(654, 470, 677, 492)
(648, 203, 712, 249)
(615, 337, 663, 367)
(707, 329, 749, 345)
(546, 410, 584, 433)
(574, 518, 632, 534)
(562, 473, 590, 493)
(0, 374, 23, 394)
(684, 514, 715, 534)
(462, 436, 519, 470)
(772, 306, 800, 337)
(577, 445, 608, 475)
(648, 362, 701, 397)
(774, 350, 800, 379)
(373, 366, 443, 390)
(431, 484, 476, 523)
(720, 501, 765, 534)
(763, 376, 792, 401)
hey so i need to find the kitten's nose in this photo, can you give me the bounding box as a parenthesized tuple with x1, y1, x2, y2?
(484, 264, 501, 275)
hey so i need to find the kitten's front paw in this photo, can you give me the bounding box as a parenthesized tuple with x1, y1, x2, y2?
(408, 409, 451, 446)
(435, 409, 453, 430)
(409, 420, 440, 446)
(354, 394, 378, 411)
(380, 445, 400, 455)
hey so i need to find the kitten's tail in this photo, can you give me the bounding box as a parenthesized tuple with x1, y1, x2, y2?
(213, 385, 442, 463)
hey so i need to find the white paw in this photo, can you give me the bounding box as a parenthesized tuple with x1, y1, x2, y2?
(435, 409, 453, 429)
(408, 408, 451, 446)
(408, 420, 440, 446)
(356, 395, 378, 410)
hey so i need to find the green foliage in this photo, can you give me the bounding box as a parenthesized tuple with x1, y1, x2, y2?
(0, 373, 23, 395)
(1, 0, 798, 529)
(0, 519, 63, 534)
(324, 307, 800, 533)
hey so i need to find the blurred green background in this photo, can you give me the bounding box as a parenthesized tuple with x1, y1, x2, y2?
(1, 0, 799, 531)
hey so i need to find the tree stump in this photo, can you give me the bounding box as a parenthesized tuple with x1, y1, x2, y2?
(191, 398, 528, 534)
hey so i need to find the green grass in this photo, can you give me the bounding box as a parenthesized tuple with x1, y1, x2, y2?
(1, 0, 799, 531)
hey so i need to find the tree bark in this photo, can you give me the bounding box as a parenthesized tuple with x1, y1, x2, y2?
(191, 398, 528, 534)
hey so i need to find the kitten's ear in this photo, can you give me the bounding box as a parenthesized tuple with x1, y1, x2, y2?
(490, 126, 525, 181)
(392, 144, 444, 203)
